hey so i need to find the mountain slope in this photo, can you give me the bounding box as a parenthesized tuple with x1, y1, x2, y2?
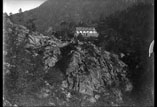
(10, 0, 138, 33)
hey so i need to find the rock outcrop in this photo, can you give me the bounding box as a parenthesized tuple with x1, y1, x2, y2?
(3, 17, 132, 106)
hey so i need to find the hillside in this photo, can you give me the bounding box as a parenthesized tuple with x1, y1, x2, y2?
(96, 2, 154, 106)
(10, 0, 139, 34)
(3, 1, 154, 106)
(4, 17, 133, 106)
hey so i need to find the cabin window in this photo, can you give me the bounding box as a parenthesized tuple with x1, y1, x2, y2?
(83, 31, 86, 33)
(89, 31, 93, 33)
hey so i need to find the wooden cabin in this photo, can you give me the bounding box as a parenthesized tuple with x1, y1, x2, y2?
(75, 27, 99, 37)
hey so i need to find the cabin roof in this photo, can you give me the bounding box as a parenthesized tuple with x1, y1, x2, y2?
(76, 27, 96, 31)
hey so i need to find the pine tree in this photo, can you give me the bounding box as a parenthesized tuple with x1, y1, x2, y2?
(19, 8, 22, 13)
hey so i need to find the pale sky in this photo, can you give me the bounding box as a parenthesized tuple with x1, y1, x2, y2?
(3, 0, 47, 14)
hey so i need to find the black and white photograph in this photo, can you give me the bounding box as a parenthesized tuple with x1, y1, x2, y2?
(3, 0, 154, 106)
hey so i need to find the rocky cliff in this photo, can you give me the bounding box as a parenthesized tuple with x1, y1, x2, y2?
(3, 17, 132, 106)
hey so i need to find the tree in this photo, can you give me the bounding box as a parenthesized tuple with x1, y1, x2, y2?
(25, 18, 36, 32)
(9, 12, 12, 16)
(19, 8, 22, 13)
